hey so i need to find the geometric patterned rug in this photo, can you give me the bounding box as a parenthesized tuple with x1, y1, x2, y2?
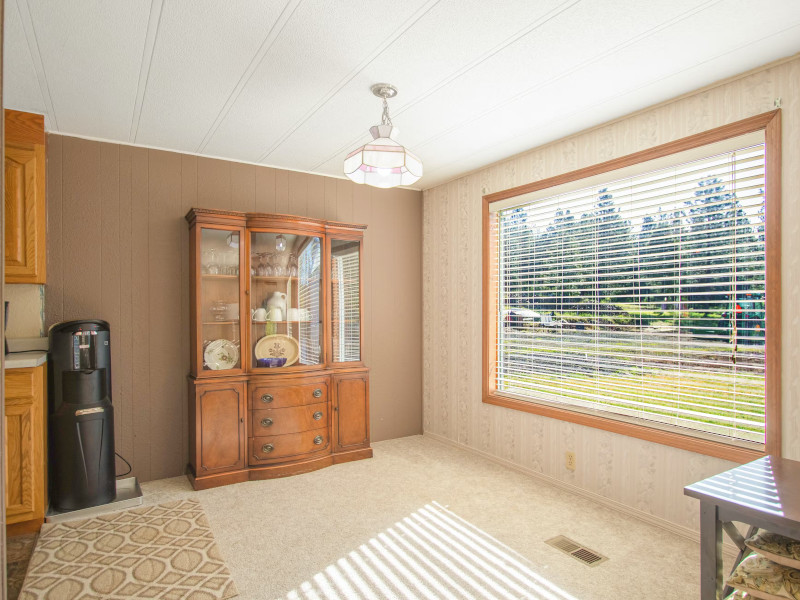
(19, 499, 238, 599)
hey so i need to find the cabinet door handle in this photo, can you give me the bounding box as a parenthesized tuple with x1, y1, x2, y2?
(260, 418, 273, 427)
(312, 389, 322, 398)
(313, 435, 324, 445)
(262, 443, 274, 454)
(261, 394, 273, 403)
(313, 411, 323, 421)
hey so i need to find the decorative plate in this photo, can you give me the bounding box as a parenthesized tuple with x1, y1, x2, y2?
(204, 339, 240, 370)
(254, 334, 299, 367)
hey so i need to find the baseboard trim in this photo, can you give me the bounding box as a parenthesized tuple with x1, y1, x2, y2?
(422, 431, 739, 559)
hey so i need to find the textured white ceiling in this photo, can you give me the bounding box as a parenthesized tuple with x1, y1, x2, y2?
(5, 0, 800, 190)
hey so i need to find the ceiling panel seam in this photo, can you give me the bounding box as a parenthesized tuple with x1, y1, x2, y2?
(15, 0, 58, 129)
(310, 0, 582, 172)
(194, 0, 303, 154)
(412, 0, 725, 155)
(422, 17, 800, 185)
(129, 0, 165, 143)
(256, 0, 442, 163)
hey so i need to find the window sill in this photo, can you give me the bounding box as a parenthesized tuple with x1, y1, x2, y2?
(483, 392, 766, 464)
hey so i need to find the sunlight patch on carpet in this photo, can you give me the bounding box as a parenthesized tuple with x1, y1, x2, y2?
(285, 501, 581, 600)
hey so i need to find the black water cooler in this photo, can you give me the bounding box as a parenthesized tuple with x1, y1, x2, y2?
(48, 320, 116, 511)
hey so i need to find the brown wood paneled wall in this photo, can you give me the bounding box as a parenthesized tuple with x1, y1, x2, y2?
(45, 135, 423, 482)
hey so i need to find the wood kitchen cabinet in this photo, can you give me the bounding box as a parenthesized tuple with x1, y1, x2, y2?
(4, 365, 47, 534)
(185, 209, 372, 490)
(4, 109, 46, 284)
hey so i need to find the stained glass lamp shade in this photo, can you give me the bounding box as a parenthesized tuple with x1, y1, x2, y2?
(344, 124, 422, 188)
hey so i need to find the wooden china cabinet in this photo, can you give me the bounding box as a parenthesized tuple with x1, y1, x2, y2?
(185, 208, 371, 490)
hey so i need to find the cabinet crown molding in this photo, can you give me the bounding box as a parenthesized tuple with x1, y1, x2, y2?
(185, 207, 367, 231)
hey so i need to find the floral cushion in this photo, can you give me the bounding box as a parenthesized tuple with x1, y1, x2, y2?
(747, 532, 800, 570)
(728, 554, 800, 600)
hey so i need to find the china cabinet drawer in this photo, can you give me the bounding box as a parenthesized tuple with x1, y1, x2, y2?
(249, 381, 328, 409)
(249, 427, 329, 464)
(250, 402, 328, 437)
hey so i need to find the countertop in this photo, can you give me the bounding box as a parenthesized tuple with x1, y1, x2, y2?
(4, 350, 47, 369)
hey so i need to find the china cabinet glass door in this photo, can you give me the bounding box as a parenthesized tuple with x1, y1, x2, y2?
(200, 228, 242, 371)
(250, 232, 323, 368)
(330, 238, 361, 362)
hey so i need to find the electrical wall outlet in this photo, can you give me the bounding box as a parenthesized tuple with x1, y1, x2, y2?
(565, 451, 576, 471)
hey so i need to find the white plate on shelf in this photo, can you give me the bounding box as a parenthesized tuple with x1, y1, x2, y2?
(254, 334, 299, 367)
(204, 339, 240, 370)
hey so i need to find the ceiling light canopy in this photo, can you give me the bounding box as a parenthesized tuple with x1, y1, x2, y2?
(344, 84, 422, 189)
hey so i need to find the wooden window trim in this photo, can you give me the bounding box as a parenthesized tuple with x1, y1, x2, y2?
(482, 110, 782, 464)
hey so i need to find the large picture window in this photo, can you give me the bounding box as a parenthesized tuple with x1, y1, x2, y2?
(483, 112, 781, 461)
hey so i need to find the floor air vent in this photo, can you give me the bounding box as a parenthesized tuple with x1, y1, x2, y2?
(545, 535, 608, 567)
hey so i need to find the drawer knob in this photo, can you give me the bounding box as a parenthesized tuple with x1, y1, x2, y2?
(262, 443, 274, 454)
(261, 394, 273, 403)
(313, 411, 323, 421)
(312, 388, 322, 398)
(313, 435, 324, 445)
(260, 417, 273, 427)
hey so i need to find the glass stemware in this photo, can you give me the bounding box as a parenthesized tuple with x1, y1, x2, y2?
(207, 248, 220, 275)
(225, 250, 238, 275)
(256, 253, 268, 277)
(273, 253, 285, 277)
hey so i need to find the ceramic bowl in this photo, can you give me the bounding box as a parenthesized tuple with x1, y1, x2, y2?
(257, 357, 287, 368)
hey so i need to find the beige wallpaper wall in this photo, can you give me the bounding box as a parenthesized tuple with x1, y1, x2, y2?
(45, 137, 423, 482)
(422, 55, 799, 533)
(4, 284, 44, 337)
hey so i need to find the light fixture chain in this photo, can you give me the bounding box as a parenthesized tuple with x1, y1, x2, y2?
(381, 96, 393, 126)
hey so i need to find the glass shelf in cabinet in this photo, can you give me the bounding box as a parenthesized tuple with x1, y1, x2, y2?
(250, 320, 318, 325)
(251, 276, 297, 283)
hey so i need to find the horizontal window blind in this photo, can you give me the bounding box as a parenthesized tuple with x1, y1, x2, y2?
(492, 141, 767, 447)
(298, 238, 321, 365)
(332, 250, 361, 362)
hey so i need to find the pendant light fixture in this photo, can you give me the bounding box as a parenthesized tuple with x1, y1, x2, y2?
(344, 84, 422, 189)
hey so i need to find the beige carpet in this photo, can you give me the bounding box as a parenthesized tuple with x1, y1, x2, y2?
(19, 499, 238, 600)
(135, 436, 725, 599)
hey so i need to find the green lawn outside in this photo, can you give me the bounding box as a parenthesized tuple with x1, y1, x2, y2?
(498, 331, 765, 443)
